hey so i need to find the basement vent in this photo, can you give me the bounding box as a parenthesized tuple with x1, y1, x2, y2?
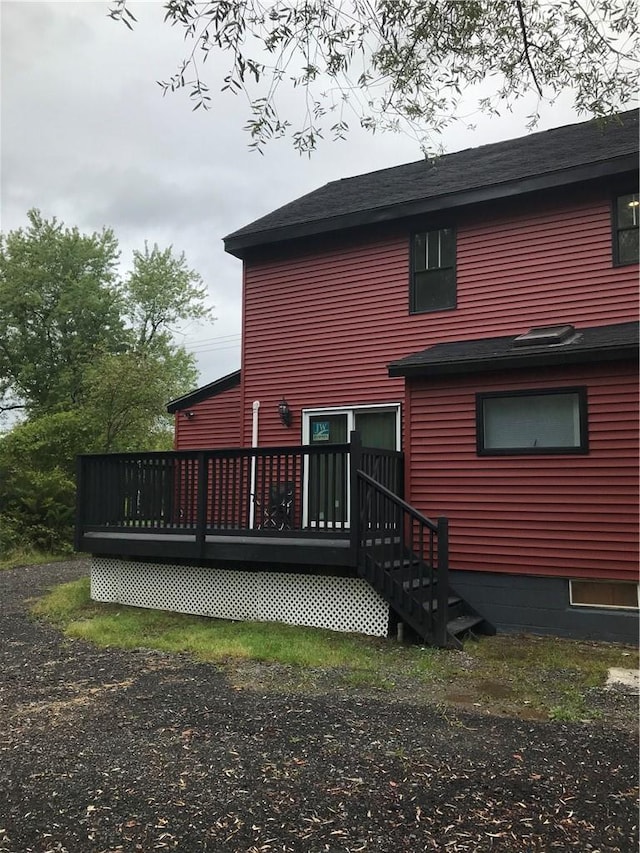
(513, 324, 577, 347)
(570, 580, 639, 610)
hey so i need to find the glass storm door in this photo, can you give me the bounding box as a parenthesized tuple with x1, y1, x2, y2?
(307, 414, 348, 526)
(304, 406, 400, 528)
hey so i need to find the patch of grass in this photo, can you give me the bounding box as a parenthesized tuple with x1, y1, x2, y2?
(0, 548, 74, 572)
(341, 669, 395, 690)
(476, 633, 637, 687)
(31, 576, 96, 621)
(32, 578, 438, 676)
(548, 688, 591, 722)
(32, 578, 639, 726)
(448, 634, 639, 722)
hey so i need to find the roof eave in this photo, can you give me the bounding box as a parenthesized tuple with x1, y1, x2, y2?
(388, 343, 638, 379)
(224, 154, 638, 259)
(167, 369, 241, 413)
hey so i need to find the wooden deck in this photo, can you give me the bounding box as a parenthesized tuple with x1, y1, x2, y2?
(75, 437, 472, 647)
(81, 528, 353, 567)
(75, 438, 403, 570)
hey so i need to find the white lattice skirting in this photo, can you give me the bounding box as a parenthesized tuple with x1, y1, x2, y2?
(91, 558, 390, 637)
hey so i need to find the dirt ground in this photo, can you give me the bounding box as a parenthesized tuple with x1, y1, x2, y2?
(1, 560, 638, 853)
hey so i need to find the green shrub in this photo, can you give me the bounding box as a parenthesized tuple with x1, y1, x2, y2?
(0, 412, 91, 556)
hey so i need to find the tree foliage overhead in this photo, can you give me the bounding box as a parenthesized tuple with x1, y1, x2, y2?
(109, 0, 639, 153)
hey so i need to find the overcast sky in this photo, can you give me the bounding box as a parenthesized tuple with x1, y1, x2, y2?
(1, 1, 584, 389)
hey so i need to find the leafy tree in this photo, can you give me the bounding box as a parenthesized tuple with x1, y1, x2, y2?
(109, 0, 639, 153)
(125, 242, 211, 351)
(82, 349, 197, 452)
(0, 211, 211, 419)
(0, 210, 125, 415)
(0, 212, 211, 555)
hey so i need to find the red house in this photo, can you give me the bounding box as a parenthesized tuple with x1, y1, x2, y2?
(77, 110, 639, 646)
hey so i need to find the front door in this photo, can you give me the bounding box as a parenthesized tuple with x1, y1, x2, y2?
(303, 405, 401, 527)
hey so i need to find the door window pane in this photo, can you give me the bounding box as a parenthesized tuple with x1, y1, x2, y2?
(309, 415, 347, 444)
(308, 414, 347, 524)
(355, 411, 397, 450)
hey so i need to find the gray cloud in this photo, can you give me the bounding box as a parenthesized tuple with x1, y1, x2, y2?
(1, 0, 578, 385)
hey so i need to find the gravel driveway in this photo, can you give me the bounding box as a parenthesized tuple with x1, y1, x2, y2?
(1, 560, 638, 853)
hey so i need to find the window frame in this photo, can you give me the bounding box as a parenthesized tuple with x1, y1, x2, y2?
(476, 387, 589, 456)
(409, 227, 457, 314)
(611, 192, 639, 267)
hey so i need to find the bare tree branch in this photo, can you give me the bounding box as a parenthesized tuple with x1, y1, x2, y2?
(515, 0, 543, 97)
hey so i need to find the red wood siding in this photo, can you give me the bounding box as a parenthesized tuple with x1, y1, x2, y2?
(174, 383, 242, 450)
(240, 188, 638, 447)
(406, 363, 639, 582)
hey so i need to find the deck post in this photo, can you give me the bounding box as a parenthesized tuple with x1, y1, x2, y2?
(349, 431, 362, 567)
(436, 517, 449, 647)
(196, 451, 207, 557)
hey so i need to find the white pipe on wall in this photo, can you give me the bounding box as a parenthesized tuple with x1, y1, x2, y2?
(248, 400, 260, 529)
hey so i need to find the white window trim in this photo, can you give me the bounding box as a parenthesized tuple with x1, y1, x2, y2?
(301, 403, 401, 528)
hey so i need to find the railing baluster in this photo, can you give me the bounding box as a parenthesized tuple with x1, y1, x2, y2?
(195, 452, 207, 555)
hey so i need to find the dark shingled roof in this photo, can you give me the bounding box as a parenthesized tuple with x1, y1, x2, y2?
(167, 369, 241, 413)
(388, 322, 639, 379)
(225, 110, 638, 257)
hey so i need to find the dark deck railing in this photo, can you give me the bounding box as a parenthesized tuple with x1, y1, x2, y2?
(75, 437, 404, 548)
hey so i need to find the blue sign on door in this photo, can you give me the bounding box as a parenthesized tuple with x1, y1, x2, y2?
(312, 421, 330, 441)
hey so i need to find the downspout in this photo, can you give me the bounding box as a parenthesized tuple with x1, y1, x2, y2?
(248, 400, 260, 528)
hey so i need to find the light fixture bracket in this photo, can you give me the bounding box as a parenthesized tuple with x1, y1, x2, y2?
(278, 398, 293, 427)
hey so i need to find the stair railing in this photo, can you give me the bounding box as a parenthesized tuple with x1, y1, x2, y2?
(349, 433, 449, 646)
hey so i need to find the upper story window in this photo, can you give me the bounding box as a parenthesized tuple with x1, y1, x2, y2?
(613, 193, 639, 266)
(411, 228, 456, 313)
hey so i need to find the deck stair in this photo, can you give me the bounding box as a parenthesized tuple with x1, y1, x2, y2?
(390, 554, 493, 647)
(359, 541, 493, 649)
(353, 450, 494, 649)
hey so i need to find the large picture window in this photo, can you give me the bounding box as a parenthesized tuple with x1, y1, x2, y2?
(613, 193, 639, 266)
(411, 228, 456, 313)
(477, 388, 588, 455)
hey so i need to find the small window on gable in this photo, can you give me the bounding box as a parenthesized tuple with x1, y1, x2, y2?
(477, 388, 588, 455)
(411, 228, 456, 313)
(613, 193, 639, 266)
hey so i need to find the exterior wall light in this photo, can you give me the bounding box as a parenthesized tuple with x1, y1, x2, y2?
(183, 410, 195, 419)
(278, 398, 293, 427)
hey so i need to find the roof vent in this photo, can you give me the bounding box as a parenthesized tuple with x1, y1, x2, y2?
(513, 324, 576, 348)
